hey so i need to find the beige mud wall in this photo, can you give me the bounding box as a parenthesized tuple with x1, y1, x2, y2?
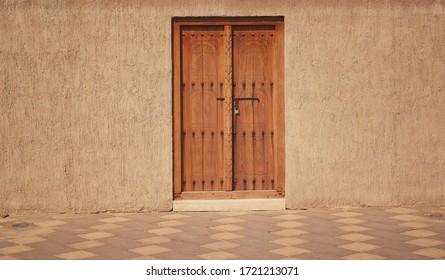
(0, 0, 444, 213)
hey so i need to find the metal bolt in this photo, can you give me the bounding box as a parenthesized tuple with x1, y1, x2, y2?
(210, 82, 214, 87)
(211, 131, 214, 136)
(201, 131, 204, 136)
(192, 82, 195, 86)
(192, 131, 195, 136)
(252, 131, 256, 136)
(242, 131, 246, 136)
(182, 131, 186, 136)
(220, 180, 224, 184)
(221, 131, 224, 135)
(201, 82, 204, 87)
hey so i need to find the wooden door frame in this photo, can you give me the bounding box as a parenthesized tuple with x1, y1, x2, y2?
(172, 17, 285, 200)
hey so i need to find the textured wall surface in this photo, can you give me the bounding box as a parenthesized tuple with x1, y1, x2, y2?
(1, 0, 444, 213)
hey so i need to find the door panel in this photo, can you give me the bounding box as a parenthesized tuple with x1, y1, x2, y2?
(181, 29, 225, 192)
(176, 21, 283, 199)
(233, 28, 276, 191)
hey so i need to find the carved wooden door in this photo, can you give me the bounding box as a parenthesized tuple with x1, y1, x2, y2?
(174, 20, 284, 200)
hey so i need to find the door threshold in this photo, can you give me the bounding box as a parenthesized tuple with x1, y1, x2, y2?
(173, 198, 285, 212)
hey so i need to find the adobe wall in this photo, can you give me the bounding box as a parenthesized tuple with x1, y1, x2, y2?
(1, 0, 444, 213)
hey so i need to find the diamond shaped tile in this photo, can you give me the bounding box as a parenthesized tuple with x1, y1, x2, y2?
(337, 233, 376, 242)
(210, 224, 244, 232)
(0, 245, 33, 255)
(275, 221, 306, 228)
(78, 231, 114, 240)
(405, 238, 443, 247)
(343, 253, 385, 260)
(130, 245, 171, 256)
(199, 251, 238, 260)
(56, 250, 96, 260)
(337, 225, 370, 232)
(202, 241, 240, 250)
(271, 237, 308, 246)
(339, 242, 379, 252)
(90, 223, 123, 231)
(391, 215, 422, 221)
(273, 214, 306, 221)
(209, 232, 243, 240)
(334, 218, 366, 224)
(332, 212, 363, 218)
(269, 247, 311, 257)
(156, 220, 186, 227)
(138, 236, 172, 244)
(272, 229, 307, 237)
(148, 227, 182, 235)
(398, 222, 430, 228)
(69, 241, 105, 250)
(402, 230, 436, 238)
(10, 236, 46, 245)
(34, 220, 67, 227)
(214, 217, 246, 224)
(413, 248, 445, 258)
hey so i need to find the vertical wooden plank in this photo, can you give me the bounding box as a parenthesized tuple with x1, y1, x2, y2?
(181, 30, 191, 192)
(201, 31, 221, 191)
(173, 23, 182, 196)
(223, 25, 233, 191)
(217, 30, 225, 191)
(274, 22, 285, 194)
(190, 32, 204, 191)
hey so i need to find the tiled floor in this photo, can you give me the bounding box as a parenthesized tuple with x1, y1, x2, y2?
(0, 207, 444, 260)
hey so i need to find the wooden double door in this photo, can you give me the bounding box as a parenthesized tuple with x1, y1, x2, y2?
(173, 19, 284, 200)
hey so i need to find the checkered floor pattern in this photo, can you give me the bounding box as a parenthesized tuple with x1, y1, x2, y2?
(1, 207, 444, 260)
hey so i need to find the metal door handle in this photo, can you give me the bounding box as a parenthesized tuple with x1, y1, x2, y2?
(233, 97, 260, 102)
(216, 97, 260, 102)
